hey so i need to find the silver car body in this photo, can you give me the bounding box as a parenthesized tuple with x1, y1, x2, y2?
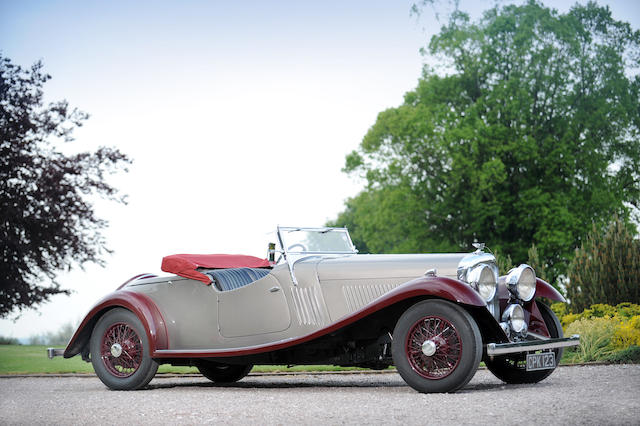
(55, 226, 579, 392)
(125, 252, 466, 351)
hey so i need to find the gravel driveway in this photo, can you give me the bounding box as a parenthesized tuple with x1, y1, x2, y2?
(1, 365, 638, 425)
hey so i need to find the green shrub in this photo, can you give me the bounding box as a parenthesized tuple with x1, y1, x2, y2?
(494, 244, 551, 282)
(565, 317, 617, 363)
(550, 302, 568, 318)
(612, 315, 640, 349)
(614, 302, 640, 320)
(527, 244, 549, 283)
(603, 345, 640, 364)
(493, 249, 514, 275)
(548, 303, 640, 363)
(566, 217, 640, 312)
(554, 302, 640, 327)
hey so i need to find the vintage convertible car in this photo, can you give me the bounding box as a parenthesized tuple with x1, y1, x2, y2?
(48, 226, 579, 393)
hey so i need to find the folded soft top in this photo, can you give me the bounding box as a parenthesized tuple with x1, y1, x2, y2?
(161, 254, 272, 284)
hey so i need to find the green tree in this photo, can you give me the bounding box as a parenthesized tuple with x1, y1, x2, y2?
(334, 1, 640, 282)
(566, 217, 640, 311)
(0, 55, 131, 317)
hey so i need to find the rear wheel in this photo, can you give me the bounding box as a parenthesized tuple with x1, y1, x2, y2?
(90, 308, 158, 390)
(392, 300, 482, 393)
(485, 302, 563, 384)
(195, 361, 253, 383)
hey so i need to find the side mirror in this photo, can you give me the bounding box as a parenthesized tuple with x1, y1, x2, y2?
(268, 242, 276, 263)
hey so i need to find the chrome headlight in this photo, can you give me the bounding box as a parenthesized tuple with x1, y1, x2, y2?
(467, 264, 497, 301)
(506, 264, 536, 302)
(502, 304, 527, 334)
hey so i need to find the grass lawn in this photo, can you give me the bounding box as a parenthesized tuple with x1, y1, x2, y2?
(0, 345, 368, 375)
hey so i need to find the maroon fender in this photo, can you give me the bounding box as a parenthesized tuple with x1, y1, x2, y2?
(391, 275, 487, 307)
(526, 298, 552, 337)
(498, 277, 566, 303)
(535, 278, 566, 302)
(64, 290, 168, 358)
(154, 275, 486, 359)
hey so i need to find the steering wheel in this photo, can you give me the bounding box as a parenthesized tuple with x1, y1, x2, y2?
(287, 243, 308, 252)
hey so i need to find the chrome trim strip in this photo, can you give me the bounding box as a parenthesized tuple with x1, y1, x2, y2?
(486, 335, 580, 356)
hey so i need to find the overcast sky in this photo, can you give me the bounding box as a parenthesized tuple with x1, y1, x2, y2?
(1, 0, 639, 339)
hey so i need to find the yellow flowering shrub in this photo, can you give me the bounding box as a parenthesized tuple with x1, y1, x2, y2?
(614, 303, 640, 320)
(561, 313, 580, 328)
(612, 316, 640, 349)
(557, 303, 640, 328)
(557, 303, 640, 362)
(551, 302, 568, 318)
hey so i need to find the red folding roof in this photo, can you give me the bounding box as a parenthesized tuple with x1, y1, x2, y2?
(161, 254, 272, 284)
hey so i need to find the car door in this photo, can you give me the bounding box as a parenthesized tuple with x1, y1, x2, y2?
(217, 273, 291, 338)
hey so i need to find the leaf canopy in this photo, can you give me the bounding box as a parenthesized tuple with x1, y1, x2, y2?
(0, 55, 131, 317)
(333, 1, 640, 282)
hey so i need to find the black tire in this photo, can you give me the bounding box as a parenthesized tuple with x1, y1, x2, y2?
(485, 302, 563, 384)
(195, 361, 253, 383)
(392, 299, 482, 393)
(90, 308, 158, 390)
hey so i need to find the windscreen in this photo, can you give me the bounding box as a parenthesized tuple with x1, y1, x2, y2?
(278, 228, 356, 254)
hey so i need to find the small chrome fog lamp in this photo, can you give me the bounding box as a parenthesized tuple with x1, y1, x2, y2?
(467, 264, 497, 301)
(502, 304, 527, 334)
(506, 264, 536, 302)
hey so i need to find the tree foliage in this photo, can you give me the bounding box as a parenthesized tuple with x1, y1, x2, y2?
(0, 54, 131, 317)
(333, 1, 640, 282)
(566, 218, 640, 312)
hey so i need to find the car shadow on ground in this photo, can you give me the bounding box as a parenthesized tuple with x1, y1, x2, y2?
(462, 380, 552, 393)
(145, 376, 548, 392)
(147, 378, 407, 390)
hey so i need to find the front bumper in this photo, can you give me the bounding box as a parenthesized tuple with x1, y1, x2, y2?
(486, 335, 580, 356)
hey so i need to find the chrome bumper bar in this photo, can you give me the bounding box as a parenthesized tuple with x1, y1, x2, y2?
(486, 335, 580, 356)
(47, 348, 65, 359)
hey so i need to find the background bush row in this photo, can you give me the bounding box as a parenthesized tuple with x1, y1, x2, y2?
(552, 302, 640, 363)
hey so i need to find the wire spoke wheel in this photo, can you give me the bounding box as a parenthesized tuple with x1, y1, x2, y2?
(90, 308, 158, 390)
(406, 316, 462, 379)
(392, 300, 482, 393)
(100, 322, 143, 377)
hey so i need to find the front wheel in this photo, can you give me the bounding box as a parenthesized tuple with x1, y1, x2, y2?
(392, 300, 482, 393)
(485, 302, 563, 384)
(195, 361, 253, 383)
(90, 308, 158, 390)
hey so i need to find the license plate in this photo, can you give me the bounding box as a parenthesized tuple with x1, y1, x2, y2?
(526, 352, 556, 371)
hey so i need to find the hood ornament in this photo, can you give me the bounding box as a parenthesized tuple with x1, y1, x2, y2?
(472, 242, 485, 253)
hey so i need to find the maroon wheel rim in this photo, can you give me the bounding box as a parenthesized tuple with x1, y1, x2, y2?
(405, 315, 462, 379)
(100, 322, 143, 378)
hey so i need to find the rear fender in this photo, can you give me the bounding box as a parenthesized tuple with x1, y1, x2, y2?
(64, 290, 168, 359)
